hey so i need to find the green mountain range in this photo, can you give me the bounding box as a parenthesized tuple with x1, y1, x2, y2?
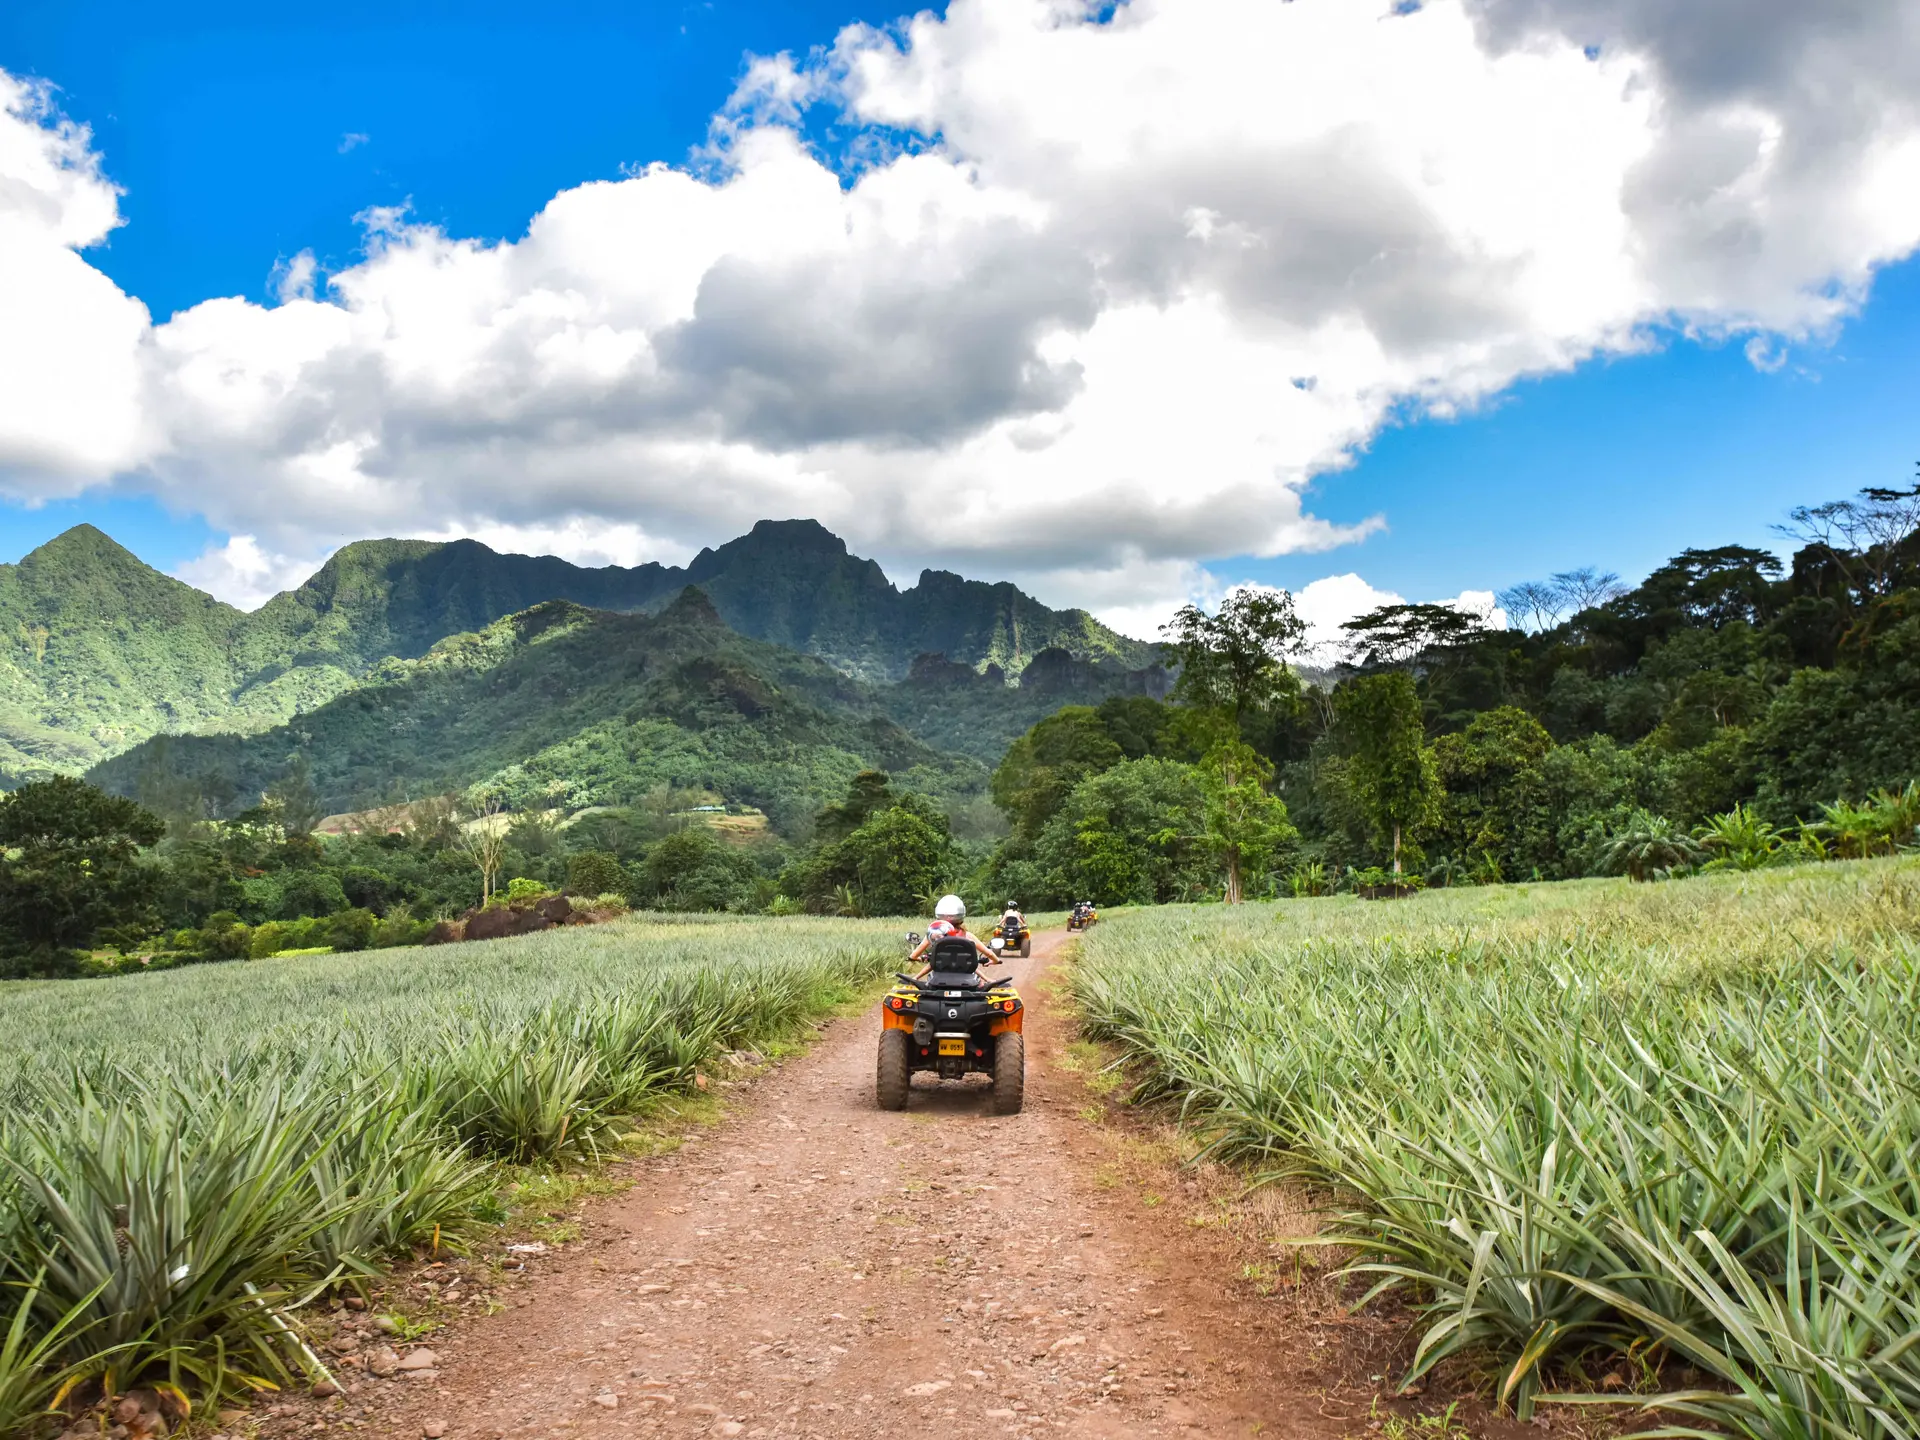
(1, 520, 1156, 789)
(86, 589, 1154, 830)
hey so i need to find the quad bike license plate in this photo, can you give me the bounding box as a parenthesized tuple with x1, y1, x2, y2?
(937, 1037, 967, 1056)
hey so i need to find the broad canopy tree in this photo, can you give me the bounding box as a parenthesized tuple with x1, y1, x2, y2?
(1341, 602, 1490, 670)
(0, 776, 166, 972)
(781, 771, 955, 915)
(1030, 756, 1209, 906)
(1161, 588, 1306, 722)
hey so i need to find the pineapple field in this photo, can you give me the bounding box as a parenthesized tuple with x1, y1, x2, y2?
(1072, 859, 1920, 1440)
(0, 915, 896, 1430)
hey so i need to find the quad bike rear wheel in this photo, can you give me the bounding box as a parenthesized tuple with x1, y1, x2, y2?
(992, 1033, 1026, 1115)
(1019, 937, 1031, 958)
(876, 1030, 910, 1110)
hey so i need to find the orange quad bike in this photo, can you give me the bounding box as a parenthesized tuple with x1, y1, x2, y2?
(991, 915, 1032, 958)
(876, 932, 1024, 1114)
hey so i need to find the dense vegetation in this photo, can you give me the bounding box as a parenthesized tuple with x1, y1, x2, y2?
(2, 518, 1151, 788)
(90, 591, 990, 832)
(7, 477, 1917, 966)
(3, 753, 994, 976)
(0, 915, 893, 1428)
(981, 479, 1920, 903)
(1073, 861, 1920, 1440)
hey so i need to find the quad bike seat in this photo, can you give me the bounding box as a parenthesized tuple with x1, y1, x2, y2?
(926, 935, 987, 986)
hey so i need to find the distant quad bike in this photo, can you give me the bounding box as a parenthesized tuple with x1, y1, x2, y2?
(992, 916, 1032, 958)
(1066, 901, 1099, 932)
(877, 933, 1025, 1114)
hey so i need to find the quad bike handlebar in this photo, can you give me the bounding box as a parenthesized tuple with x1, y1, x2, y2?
(891, 972, 1016, 990)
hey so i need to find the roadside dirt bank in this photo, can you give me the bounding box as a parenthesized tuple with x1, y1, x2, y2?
(245, 930, 1532, 1440)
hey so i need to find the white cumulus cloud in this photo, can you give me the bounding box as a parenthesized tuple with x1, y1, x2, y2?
(1272, 575, 1506, 665)
(1, 0, 1918, 621)
(173, 534, 317, 611)
(0, 72, 152, 490)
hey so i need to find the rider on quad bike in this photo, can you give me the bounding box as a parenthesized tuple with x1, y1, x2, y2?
(909, 894, 995, 975)
(993, 901, 1032, 959)
(881, 894, 1024, 1113)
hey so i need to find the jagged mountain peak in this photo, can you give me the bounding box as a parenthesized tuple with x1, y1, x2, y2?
(686, 516, 863, 583)
(2, 515, 1157, 787)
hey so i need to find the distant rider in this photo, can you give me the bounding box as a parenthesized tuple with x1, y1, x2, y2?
(1000, 901, 1026, 938)
(910, 894, 999, 975)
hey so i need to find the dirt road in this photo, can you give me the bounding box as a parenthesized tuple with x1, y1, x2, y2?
(291, 931, 1390, 1440)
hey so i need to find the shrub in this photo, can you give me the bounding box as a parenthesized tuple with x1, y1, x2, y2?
(504, 877, 552, 905)
(1596, 808, 1705, 881)
(1288, 861, 1332, 897)
(340, 866, 399, 913)
(326, 908, 378, 953)
(278, 871, 348, 919)
(192, 911, 252, 962)
(1694, 802, 1784, 871)
(566, 851, 626, 898)
(247, 921, 292, 959)
(371, 912, 432, 948)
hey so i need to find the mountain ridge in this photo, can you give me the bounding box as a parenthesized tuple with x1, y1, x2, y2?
(81, 587, 1125, 829)
(1, 518, 1157, 787)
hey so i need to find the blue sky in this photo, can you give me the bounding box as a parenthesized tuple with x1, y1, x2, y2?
(1, 0, 1916, 629)
(0, 0, 867, 573)
(1244, 255, 1920, 601)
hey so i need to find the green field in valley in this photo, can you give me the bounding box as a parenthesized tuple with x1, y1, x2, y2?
(0, 915, 896, 1427)
(1072, 859, 1920, 1440)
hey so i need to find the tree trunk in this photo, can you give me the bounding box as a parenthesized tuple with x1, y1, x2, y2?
(1392, 823, 1402, 877)
(1226, 851, 1242, 905)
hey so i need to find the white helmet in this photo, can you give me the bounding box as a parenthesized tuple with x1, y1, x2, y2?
(934, 894, 966, 922)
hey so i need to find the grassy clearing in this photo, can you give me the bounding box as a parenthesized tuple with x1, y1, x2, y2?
(0, 913, 896, 1430)
(1072, 860, 1920, 1440)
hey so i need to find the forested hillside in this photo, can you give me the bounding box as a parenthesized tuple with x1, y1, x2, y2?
(9, 479, 1915, 983)
(980, 479, 1920, 904)
(87, 588, 1156, 831)
(1, 518, 1153, 787)
(0, 527, 256, 782)
(89, 590, 970, 832)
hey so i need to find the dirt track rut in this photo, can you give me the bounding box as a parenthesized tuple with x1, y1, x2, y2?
(300, 930, 1368, 1440)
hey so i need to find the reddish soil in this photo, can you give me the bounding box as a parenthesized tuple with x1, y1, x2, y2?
(258, 930, 1486, 1440)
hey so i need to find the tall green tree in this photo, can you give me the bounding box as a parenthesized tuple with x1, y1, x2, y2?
(1427, 707, 1553, 874)
(990, 708, 1124, 842)
(782, 771, 955, 915)
(845, 807, 951, 916)
(1333, 672, 1441, 876)
(1198, 740, 1297, 903)
(1161, 589, 1306, 723)
(0, 777, 165, 972)
(265, 755, 325, 838)
(812, 770, 901, 844)
(639, 828, 764, 911)
(1032, 757, 1209, 906)
(1340, 602, 1489, 669)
